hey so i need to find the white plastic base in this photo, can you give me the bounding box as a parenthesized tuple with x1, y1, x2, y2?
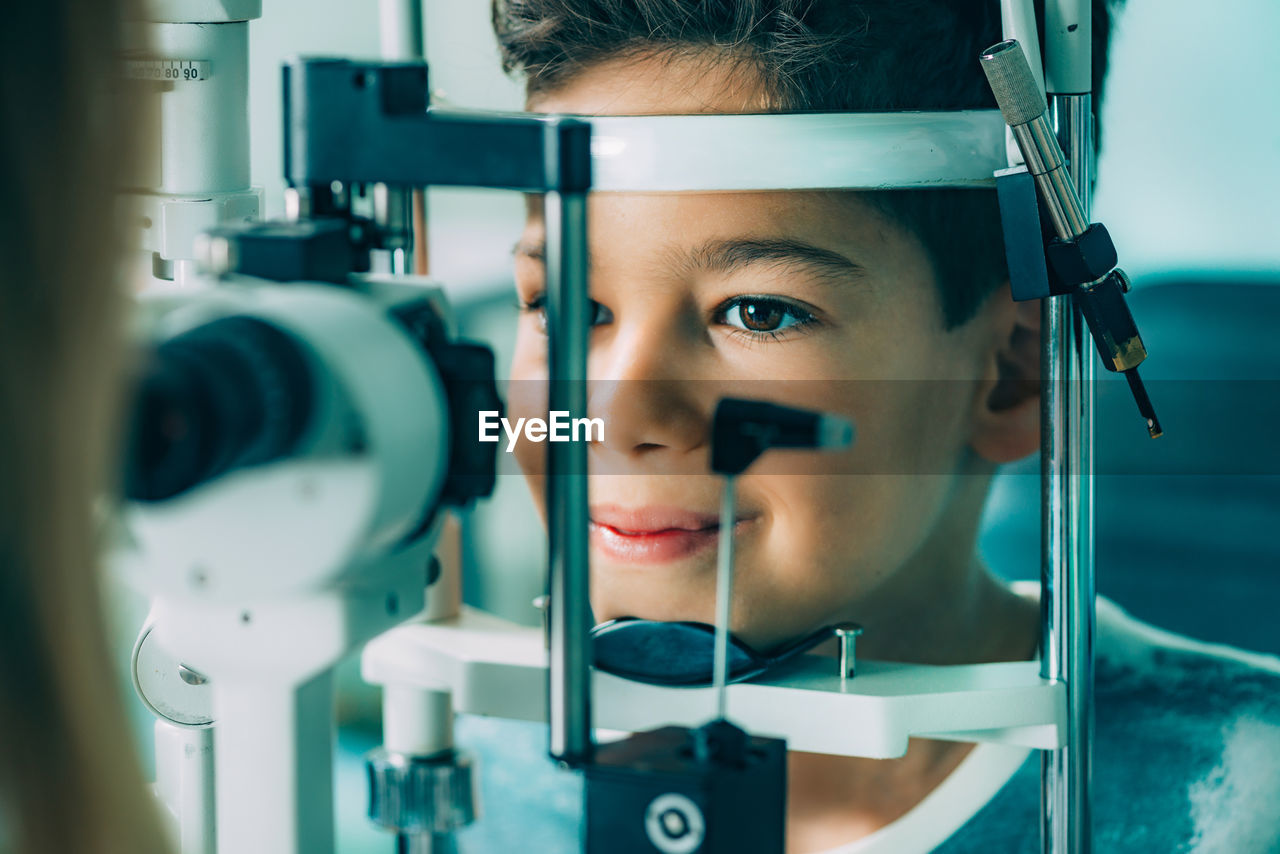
(363, 608, 1065, 760)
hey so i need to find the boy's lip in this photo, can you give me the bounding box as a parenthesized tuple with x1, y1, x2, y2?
(588, 505, 757, 565)
(590, 505, 722, 534)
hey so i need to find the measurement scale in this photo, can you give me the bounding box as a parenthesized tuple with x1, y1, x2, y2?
(126, 59, 210, 82)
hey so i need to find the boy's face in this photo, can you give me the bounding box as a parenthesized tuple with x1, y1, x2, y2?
(509, 53, 1028, 651)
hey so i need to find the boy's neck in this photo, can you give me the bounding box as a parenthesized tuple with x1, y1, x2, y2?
(840, 470, 1041, 667)
(855, 565, 1040, 665)
(786, 567, 1039, 852)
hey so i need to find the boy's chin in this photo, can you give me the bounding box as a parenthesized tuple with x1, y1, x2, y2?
(590, 596, 807, 652)
(589, 589, 715, 628)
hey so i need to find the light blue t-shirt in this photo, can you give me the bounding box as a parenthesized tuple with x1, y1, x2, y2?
(934, 596, 1280, 853)
(445, 595, 1280, 853)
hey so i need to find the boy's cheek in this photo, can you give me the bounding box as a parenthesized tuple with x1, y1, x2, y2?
(746, 474, 949, 606)
(509, 324, 548, 379)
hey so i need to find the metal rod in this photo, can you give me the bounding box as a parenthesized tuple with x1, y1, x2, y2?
(1011, 117, 1090, 239)
(1041, 93, 1096, 854)
(545, 190, 593, 763)
(412, 190, 430, 275)
(372, 184, 414, 276)
(377, 0, 425, 276)
(378, 0, 425, 61)
(712, 476, 737, 720)
(396, 833, 457, 854)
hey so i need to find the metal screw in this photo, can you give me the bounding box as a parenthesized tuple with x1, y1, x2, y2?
(833, 624, 864, 681)
(177, 664, 208, 686)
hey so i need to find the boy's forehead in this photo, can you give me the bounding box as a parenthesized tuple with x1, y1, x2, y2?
(522, 187, 889, 246)
(520, 186, 906, 279)
(527, 51, 771, 116)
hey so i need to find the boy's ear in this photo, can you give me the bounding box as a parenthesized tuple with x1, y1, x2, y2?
(970, 285, 1041, 464)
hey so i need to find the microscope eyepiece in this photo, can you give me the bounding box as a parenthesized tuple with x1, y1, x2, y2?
(124, 316, 314, 502)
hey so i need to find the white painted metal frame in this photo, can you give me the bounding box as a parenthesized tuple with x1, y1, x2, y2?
(585, 110, 1008, 191)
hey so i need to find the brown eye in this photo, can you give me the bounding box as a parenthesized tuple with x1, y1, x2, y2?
(738, 299, 785, 331)
(720, 296, 813, 336)
(520, 295, 612, 335)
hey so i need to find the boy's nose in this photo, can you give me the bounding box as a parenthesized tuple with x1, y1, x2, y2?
(589, 328, 708, 462)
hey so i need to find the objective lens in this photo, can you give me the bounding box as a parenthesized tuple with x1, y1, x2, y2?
(124, 316, 313, 502)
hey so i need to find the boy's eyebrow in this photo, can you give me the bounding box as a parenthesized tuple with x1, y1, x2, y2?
(513, 237, 867, 283)
(684, 237, 867, 283)
(513, 239, 545, 260)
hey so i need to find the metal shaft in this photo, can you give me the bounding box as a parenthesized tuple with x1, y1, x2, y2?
(1011, 116, 1091, 240)
(1041, 93, 1096, 854)
(545, 190, 593, 763)
(397, 833, 456, 854)
(375, 0, 425, 276)
(373, 183, 414, 275)
(712, 476, 738, 720)
(378, 0, 425, 61)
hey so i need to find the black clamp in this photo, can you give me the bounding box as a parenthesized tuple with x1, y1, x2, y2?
(391, 301, 503, 511)
(996, 172, 1120, 299)
(995, 170, 1161, 437)
(1045, 223, 1118, 294)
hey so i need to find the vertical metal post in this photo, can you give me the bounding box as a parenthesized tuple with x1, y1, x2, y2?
(545, 190, 593, 763)
(1040, 93, 1096, 854)
(396, 833, 456, 854)
(1041, 0, 1095, 846)
(378, 0, 425, 60)
(375, 0, 425, 277)
(711, 476, 738, 721)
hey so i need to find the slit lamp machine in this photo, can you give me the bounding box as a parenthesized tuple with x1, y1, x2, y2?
(117, 1, 1160, 852)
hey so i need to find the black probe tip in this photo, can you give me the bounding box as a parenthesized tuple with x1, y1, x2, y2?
(1124, 368, 1163, 439)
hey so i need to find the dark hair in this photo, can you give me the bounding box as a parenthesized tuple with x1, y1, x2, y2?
(493, 0, 1119, 328)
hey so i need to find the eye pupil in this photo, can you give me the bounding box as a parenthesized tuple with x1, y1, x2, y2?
(741, 300, 784, 331)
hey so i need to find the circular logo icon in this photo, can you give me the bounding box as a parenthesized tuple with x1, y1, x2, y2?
(644, 793, 705, 854)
